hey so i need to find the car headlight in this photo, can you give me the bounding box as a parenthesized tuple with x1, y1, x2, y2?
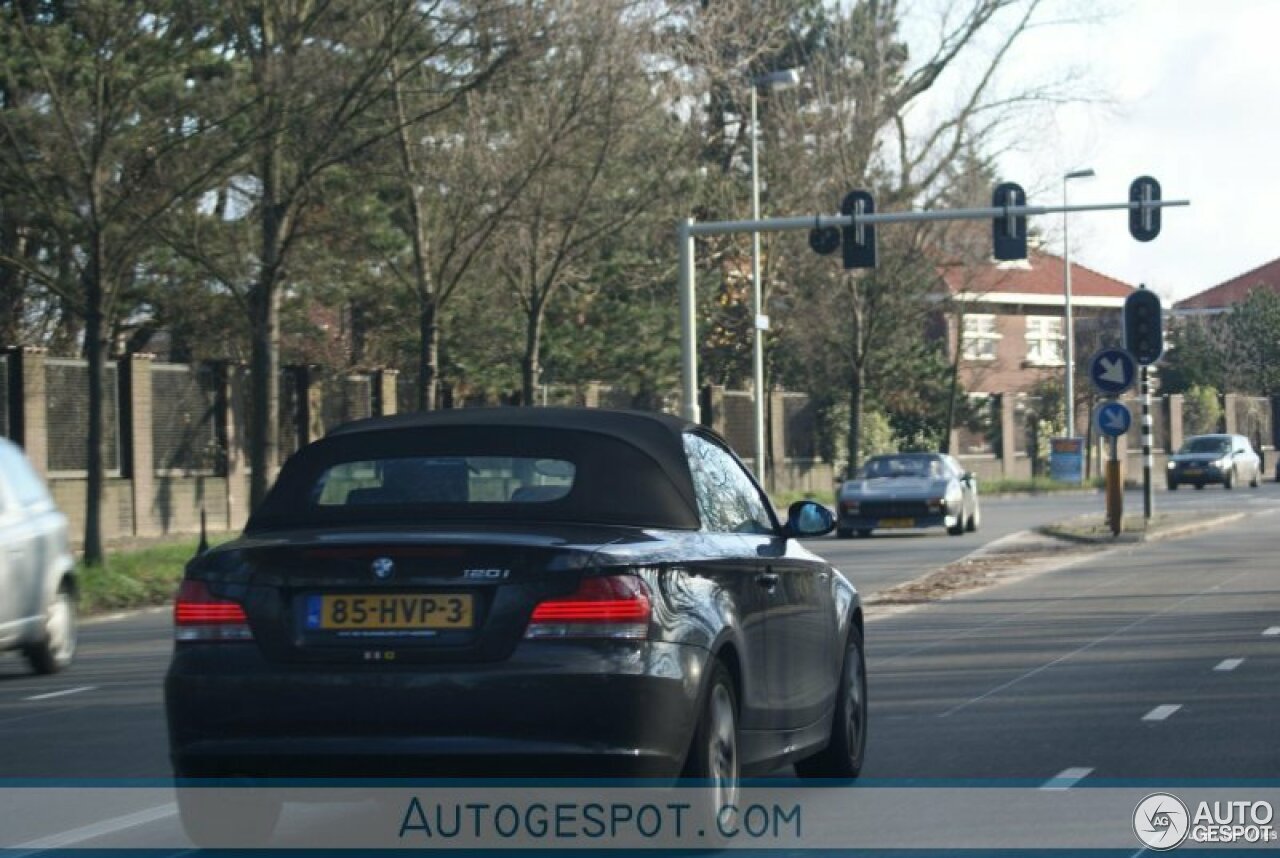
(1167, 461, 1176, 470)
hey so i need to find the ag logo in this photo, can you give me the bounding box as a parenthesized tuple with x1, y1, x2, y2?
(371, 557, 395, 580)
(1134, 793, 1190, 850)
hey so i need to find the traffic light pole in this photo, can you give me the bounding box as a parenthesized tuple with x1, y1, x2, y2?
(677, 196, 1189, 423)
(1141, 366, 1153, 523)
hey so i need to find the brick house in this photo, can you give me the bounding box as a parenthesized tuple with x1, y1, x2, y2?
(936, 250, 1136, 400)
(1173, 255, 1280, 314)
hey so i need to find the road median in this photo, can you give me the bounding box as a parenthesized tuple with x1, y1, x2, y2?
(866, 508, 1251, 614)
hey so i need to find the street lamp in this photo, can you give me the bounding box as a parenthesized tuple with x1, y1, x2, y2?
(1062, 167, 1095, 438)
(749, 68, 800, 487)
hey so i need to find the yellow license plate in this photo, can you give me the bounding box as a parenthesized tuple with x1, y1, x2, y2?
(307, 594, 474, 630)
(1183, 468, 1202, 476)
(879, 518, 915, 528)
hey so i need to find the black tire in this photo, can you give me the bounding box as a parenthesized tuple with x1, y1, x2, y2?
(1194, 483, 1205, 490)
(1250, 468, 1260, 488)
(855, 529, 872, 539)
(947, 517, 964, 536)
(1224, 468, 1235, 490)
(965, 503, 979, 533)
(24, 583, 77, 675)
(177, 786, 281, 847)
(1167, 479, 1178, 491)
(683, 661, 739, 822)
(795, 626, 867, 780)
(836, 527, 853, 539)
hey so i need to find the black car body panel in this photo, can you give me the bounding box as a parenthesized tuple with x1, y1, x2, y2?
(165, 408, 860, 779)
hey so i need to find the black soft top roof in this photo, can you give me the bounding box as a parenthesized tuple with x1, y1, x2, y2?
(248, 407, 711, 532)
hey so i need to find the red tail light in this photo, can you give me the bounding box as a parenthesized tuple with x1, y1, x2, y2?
(525, 575, 651, 640)
(174, 580, 252, 641)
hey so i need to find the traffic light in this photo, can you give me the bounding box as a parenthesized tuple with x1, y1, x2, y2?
(992, 182, 1027, 261)
(1124, 286, 1164, 365)
(1129, 176, 1162, 242)
(808, 224, 840, 256)
(841, 190, 876, 269)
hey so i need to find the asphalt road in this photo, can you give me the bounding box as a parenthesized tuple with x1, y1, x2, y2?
(1, 486, 1278, 848)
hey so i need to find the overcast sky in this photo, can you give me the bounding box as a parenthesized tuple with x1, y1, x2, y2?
(977, 0, 1280, 303)
(780, 2, 1271, 303)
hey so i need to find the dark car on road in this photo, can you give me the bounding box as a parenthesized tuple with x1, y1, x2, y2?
(835, 452, 980, 538)
(165, 409, 865, 841)
(1166, 433, 1262, 490)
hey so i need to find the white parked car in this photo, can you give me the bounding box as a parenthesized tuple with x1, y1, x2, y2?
(0, 438, 77, 673)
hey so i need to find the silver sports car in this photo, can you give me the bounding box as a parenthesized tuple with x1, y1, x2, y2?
(835, 452, 980, 538)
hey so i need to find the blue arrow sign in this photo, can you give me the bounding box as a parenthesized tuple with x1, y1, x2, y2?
(1096, 401, 1132, 438)
(1089, 348, 1138, 396)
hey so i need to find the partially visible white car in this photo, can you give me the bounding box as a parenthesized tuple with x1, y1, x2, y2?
(0, 438, 77, 673)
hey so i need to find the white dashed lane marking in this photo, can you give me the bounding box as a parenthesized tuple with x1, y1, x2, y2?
(1213, 658, 1244, 672)
(1142, 704, 1182, 722)
(1040, 767, 1094, 790)
(22, 686, 96, 702)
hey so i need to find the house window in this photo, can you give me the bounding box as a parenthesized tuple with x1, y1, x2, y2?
(962, 314, 1000, 361)
(1025, 316, 1064, 365)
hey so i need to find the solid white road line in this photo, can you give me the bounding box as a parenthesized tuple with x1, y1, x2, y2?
(1264, 627, 1280, 636)
(1040, 767, 1094, 790)
(1142, 704, 1182, 722)
(1214, 658, 1244, 671)
(11, 802, 176, 851)
(23, 686, 96, 702)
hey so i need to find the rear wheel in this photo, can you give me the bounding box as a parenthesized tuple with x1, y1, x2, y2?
(1167, 479, 1178, 491)
(855, 529, 872, 539)
(795, 627, 867, 780)
(965, 502, 980, 533)
(1250, 467, 1260, 488)
(836, 527, 853, 539)
(25, 583, 77, 675)
(1224, 468, 1235, 490)
(683, 661, 739, 820)
(947, 516, 964, 536)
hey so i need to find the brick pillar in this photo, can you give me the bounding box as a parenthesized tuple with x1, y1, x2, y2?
(374, 369, 398, 416)
(769, 390, 787, 487)
(1222, 393, 1238, 434)
(1166, 394, 1183, 453)
(119, 353, 156, 537)
(298, 366, 325, 445)
(10, 347, 49, 477)
(996, 393, 1017, 478)
(699, 384, 724, 432)
(213, 362, 249, 529)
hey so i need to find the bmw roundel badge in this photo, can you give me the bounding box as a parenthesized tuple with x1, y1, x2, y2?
(371, 557, 395, 580)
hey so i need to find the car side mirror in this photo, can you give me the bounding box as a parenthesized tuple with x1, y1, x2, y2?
(783, 500, 835, 539)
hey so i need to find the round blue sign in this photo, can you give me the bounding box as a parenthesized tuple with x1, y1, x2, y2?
(1096, 402, 1132, 438)
(1089, 348, 1138, 396)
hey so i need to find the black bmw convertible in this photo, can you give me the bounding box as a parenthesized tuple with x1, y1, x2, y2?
(165, 408, 865, 821)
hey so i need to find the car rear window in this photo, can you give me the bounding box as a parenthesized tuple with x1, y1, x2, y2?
(312, 457, 576, 507)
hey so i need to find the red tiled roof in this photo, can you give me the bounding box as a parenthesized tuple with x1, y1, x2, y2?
(938, 251, 1135, 298)
(1174, 256, 1280, 310)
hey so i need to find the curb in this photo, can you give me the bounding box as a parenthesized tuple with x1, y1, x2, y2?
(1037, 511, 1249, 546)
